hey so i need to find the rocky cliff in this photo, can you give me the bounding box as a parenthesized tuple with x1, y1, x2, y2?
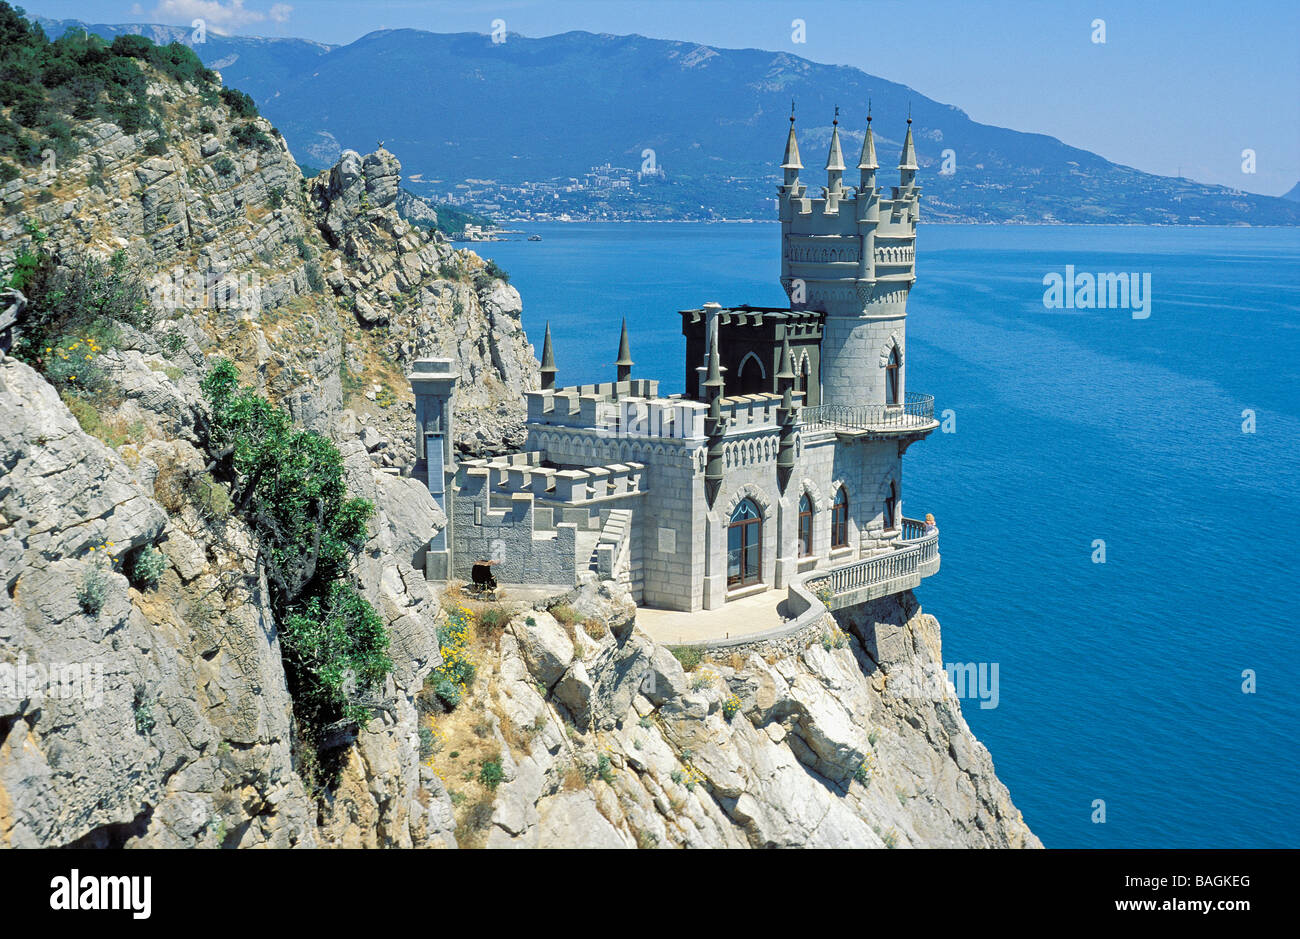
(0, 38, 1037, 849)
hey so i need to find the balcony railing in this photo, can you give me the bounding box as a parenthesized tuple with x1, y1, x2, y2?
(799, 392, 935, 434)
(801, 517, 939, 610)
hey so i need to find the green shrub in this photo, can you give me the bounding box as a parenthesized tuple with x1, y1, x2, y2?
(669, 645, 703, 672)
(0, 10, 219, 166)
(200, 359, 390, 776)
(219, 87, 258, 119)
(478, 607, 507, 631)
(267, 185, 284, 210)
(478, 758, 504, 790)
(132, 688, 155, 735)
(197, 117, 216, 136)
(304, 259, 324, 291)
(213, 155, 235, 177)
(596, 753, 615, 785)
(722, 693, 741, 721)
(428, 606, 476, 709)
(129, 544, 166, 590)
(9, 245, 152, 390)
(231, 121, 273, 151)
(418, 725, 436, 761)
(78, 563, 107, 615)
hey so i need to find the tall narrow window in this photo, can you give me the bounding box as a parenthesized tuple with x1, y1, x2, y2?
(727, 498, 763, 588)
(885, 346, 901, 405)
(831, 487, 849, 549)
(798, 494, 814, 557)
(884, 480, 898, 530)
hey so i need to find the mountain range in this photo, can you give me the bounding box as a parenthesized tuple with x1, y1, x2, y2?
(37, 17, 1300, 225)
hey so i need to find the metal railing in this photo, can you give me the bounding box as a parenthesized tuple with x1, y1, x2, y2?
(804, 517, 938, 603)
(799, 392, 935, 433)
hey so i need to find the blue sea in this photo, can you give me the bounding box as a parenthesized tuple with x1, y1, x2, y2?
(482, 222, 1300, 849)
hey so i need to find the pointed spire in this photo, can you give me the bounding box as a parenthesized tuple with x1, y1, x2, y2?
(776, 332, 795, 383)
(899, 109, 917, 170)
(858, 102, 878, 170)
(539, 321, 556, 391)
(825, 105, 845, 172)
(782, 99, 802, 169)
(615, 317, 633, 383)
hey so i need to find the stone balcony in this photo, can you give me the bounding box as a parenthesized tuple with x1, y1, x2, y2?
(802, 517, 940, 610)
(798, 392, 938, 438)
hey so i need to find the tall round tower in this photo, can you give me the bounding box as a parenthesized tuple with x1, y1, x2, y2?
(778, 108, 921, 411)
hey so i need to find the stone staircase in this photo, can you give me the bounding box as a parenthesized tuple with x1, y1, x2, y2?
(589, 509, 640, 599)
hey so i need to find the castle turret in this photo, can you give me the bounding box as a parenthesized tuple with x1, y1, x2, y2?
(615, 318, 633, 383)
(779, 108, 919, 411)
(824, 108, 846, 210)
(781, 102, 803, 191)
(899, 114, 918, 192)
(540, 321, 557, 391)
(858, 107, 878, 192)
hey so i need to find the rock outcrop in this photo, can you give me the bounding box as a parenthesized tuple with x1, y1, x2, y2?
(435, 577, 1038, 849)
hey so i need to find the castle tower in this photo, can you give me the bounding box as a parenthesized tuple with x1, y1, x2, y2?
(779, 109, 921, 411)
(409, 358, 457, 580)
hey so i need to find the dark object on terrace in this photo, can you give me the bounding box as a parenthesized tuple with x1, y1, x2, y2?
(470, 559, 500, 596)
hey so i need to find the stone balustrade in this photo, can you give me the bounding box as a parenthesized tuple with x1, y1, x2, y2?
(803, 517, 939, 610)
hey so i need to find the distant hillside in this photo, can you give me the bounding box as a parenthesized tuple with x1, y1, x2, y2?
(1282, 182, 1300, 202)
(37, 18, 1300, 225)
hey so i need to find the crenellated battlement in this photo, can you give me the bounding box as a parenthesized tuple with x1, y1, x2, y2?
(456, 452, 647, 506)
(527, 386, 707, 439)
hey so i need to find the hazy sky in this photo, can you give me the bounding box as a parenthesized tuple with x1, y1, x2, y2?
(24, 0, 1300, 196)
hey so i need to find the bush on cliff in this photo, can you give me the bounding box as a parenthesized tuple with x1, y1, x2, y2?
(0, 4, 220, 164)
(7, 229, 153, 396)
(200, 358, 392, 784)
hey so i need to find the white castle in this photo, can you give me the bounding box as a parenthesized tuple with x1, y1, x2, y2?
(409, 108, 940, 627)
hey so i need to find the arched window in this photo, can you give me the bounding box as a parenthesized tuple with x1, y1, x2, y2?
(831, 487, 849, 549)
(885, 346, 901, 406)
(737, 352, 765, 396)
(798, 493, 814, 557)
(883, 480, 898, 530)
(727, 498, 763, 588)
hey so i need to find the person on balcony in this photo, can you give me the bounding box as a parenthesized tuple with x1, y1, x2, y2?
(924, 514, 938, 536)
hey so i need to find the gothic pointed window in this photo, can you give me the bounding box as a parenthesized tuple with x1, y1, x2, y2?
(727, 498, 763, 588)
(831, 487, 849, 549)
(737, 352, 765, 396)
(798, 494, 814, 557)
(885, 345, 901, 406)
